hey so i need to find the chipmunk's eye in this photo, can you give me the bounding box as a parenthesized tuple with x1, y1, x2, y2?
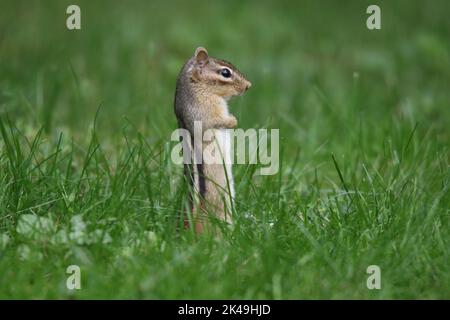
(220, 68, 232, 78)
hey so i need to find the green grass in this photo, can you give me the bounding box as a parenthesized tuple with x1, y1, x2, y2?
(0, 0, 449, 299)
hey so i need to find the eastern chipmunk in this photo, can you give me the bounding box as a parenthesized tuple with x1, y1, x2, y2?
(174, 47, 251, 233)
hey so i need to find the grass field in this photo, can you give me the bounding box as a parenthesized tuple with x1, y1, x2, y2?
(0, 0, 449, 299)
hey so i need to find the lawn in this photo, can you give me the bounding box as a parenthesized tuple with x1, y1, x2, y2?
(0, 0, 448, 299)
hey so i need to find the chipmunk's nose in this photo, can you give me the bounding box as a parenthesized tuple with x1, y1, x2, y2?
(245, 81, 252, 91)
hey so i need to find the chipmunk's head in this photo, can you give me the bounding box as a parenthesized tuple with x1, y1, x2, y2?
(189, 47, 251, 99)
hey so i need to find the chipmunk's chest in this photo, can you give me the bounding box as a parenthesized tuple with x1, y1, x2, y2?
(215, 99, 230, 116)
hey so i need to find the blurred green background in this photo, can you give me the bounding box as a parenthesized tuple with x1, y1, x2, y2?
(0, 0, 448, 298)
(2, 1, 448, 146)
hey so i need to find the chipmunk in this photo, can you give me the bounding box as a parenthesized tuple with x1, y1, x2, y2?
(174, 47, 251, 233)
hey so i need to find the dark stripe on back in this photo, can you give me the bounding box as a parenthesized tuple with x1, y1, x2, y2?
(197, 163, 206, 199)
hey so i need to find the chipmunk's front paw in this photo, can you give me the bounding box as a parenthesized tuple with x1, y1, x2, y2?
(227, 116, 238, 128)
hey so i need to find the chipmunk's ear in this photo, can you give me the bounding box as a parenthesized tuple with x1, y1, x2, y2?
(194, 47, 209, 66)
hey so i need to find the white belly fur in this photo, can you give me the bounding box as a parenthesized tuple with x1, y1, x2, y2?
(215, 129, 235, 200)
